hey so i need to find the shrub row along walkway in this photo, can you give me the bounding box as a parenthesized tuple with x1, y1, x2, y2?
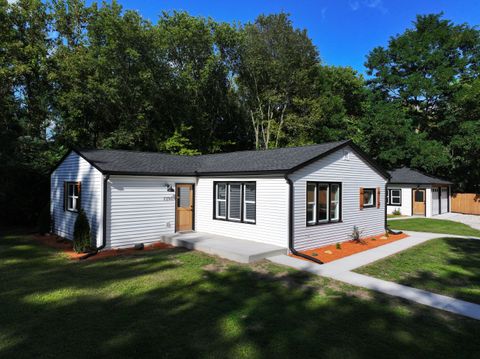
(270, 231, 480, 320)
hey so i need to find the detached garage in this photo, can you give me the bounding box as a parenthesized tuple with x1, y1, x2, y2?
(387, 167, 452, 217)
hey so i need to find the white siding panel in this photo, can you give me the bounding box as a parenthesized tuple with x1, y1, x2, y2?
(50, 151, 103, 246)
(290, 146, 387, 251)
(107, 176, 196, 248)
(195, 177, 289, 247)
(386, 186, 412, 216)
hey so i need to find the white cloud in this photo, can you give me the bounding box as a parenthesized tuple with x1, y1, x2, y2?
(364, 0, 388, 14)
(321, 7, 327, 20)
(349, 0, 360, 11)
(348, 0, 387, 14)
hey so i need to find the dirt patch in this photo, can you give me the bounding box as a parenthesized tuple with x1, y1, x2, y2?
(292, 232, 409, 263)
(32, 234, 173, 261)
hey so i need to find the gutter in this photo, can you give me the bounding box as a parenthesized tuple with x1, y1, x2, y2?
(284, 174, 324, 265)
(80, 174, 110, 260)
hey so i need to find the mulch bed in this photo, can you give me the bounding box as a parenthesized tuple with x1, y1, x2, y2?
(32, 234, 172, 261)
(292, 232, 409, 263)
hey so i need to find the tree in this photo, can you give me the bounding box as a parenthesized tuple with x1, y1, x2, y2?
(366, 13, 480, 142)
(237, 13, 319, 149)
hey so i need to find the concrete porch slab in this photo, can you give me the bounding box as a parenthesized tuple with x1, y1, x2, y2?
(161, 232, 286, 263)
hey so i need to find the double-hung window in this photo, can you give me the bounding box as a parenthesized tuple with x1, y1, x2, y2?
(214, 182, 256, 223)
(65, 182, 81, 212)
(306, 182, 341, 225)
(387, 189, 401, 206)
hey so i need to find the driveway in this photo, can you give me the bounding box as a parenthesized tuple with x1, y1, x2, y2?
(435, 212, 480, 230)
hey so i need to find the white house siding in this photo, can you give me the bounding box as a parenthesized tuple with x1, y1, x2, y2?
(107, 175, 196, 249)
(386, 186, 412, 216)
(195, 177, 289, 247)
(51, 151, 103, 246)
(290, 146, 387, 251)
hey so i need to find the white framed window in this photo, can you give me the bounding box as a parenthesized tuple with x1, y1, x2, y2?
(214, 182, 256, 224)
(306, 182, 342, 225)
(228, 183, 242, 221)
(330, 184, 340, 221)
(363, 188, 375, 207)
(243, 183, 256, 223)
(65, 182, 81, 212)
(215, 183, 227, 219)
(306, 183, 317, 224)
(388, 189, 401, 206)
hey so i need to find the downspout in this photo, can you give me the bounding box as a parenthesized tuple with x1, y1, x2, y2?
(284, 174, 324, 265)
(80, 174, 110, 260)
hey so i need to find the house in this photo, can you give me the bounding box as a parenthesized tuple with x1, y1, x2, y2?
(387, 167, 452, 217)
(50, 140, 389, 255)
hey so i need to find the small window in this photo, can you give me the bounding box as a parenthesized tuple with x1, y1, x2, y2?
(65, 182, 81, 212)
(306, 182, 342, 225)
(387, 189, 402, 206)
(306, 183, 317, 224)
(415, 190, 424, 202)
(215, 183, 227, 219)
(363, 188, 375, 208)
(243, 183, 256, 223)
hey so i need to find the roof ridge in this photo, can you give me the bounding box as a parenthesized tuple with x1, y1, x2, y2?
(195, 139, 350, 158)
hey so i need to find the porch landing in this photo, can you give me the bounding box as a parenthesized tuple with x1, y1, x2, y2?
(162, 232, 287, 263)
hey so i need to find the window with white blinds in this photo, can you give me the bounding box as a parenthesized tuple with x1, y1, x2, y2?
(214, 182, 256, 223)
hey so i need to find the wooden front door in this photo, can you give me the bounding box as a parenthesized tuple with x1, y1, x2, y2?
(413, 189, 426, 216)
(175, 184, 194, 232)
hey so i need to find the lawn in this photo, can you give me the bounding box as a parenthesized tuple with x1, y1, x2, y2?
(1, 230, 480, 358)
(388, 218, 480, 237)
(356, 237, 480, 304)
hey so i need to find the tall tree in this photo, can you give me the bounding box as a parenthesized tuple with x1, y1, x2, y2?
(366, 13, 480, 142)
(237, 13, 319, 149)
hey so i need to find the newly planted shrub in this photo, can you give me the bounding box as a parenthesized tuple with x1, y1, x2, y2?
(37, 203, 51, 235)
(73, 209, 92, 253)
(392, 209, 402, 216)
(350, 225, 364, 243)
(336, 242, 341, 250)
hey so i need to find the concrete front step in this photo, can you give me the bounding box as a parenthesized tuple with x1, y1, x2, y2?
(161, 231, 286, 263)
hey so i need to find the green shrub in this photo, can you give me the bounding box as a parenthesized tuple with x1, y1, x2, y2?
(349, 225, 364, 243)
(392, 209, 402, 216)
(336, 242, 341, 250)
(37, 203, 51, 235)
(73, 209, 92, 253)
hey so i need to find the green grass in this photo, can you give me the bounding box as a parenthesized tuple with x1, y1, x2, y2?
(388, 218, 480, 237)
(356, 237, 480, 304)
(1, 230, 480, 358)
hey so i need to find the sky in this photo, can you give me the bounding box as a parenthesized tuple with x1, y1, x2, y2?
(94, 0, 480, 74)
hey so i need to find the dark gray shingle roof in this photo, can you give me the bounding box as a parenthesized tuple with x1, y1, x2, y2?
(388, 167, 452, 185)
(76, 140, 349, 175)
(69, 140, 388, 178)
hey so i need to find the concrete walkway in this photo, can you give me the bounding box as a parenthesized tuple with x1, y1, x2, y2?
(269, 231, 480, 320)
(162, 231, 286, 263)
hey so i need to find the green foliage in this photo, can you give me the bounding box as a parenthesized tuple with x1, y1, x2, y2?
(336, 242, 341, 250)
(36, 203, 51, 234)
(1, 2, 479, 226)
(392, 209, 402, 216)
(73, 209, 92, 253)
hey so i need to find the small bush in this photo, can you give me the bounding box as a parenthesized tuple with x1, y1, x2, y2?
(73, 209, 92, 253)
(392, 209, 402, 216)
(349, 225, 364, 243)
(37, 203, 51, 235)
(336, 243, 341, 250)
(311, 252, 318, 257)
